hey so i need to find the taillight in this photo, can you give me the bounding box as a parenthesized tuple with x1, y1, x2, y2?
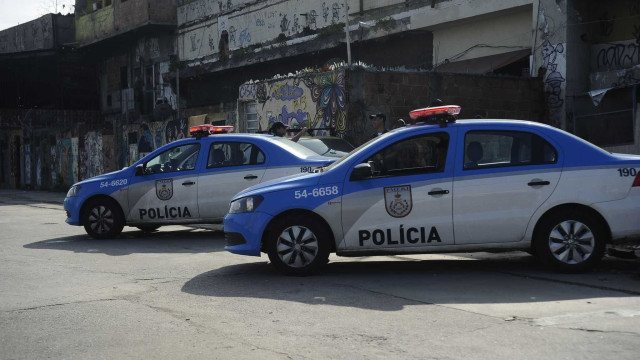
(633, 173, 640, 187)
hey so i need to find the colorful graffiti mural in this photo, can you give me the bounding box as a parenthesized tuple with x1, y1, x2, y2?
(244, 69, 347, 136)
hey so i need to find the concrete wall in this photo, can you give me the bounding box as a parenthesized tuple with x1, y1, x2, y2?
(348, 69, 544, 146)
(239, 67, 545, 147)
(75, 5, 115, 43)
(431, 8, 531, 67)
(531, 0, 568, 129)
(586, 0, 640, 89)
(76, 0, 178, 45)
(0, 14, 74, 54)
(178, 0, 353, 61)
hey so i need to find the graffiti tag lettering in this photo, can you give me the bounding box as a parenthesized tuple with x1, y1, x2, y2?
(271, 84, 303, 100)
(597, 43, 640, 70)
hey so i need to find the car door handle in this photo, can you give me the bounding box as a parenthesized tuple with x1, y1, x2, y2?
(528, 181, 550, 186)
(244, 175, 258, 180)
(428, 189, 449, 196)
(182, 181, 196, 186)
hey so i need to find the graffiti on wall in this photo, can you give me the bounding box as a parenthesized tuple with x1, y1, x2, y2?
(24, 144, 31, 186)
(121, 118, 189, 166)
(595, 41, 640, 71)
(245, 69, 346, 136)
(536, 1, 566, 128)
(181, 1, 347, 60)
(541, 39, 566, 110)
(57, 138, 78, 186)
(51, 145, 57, 186)
(80, 131, 104, 180)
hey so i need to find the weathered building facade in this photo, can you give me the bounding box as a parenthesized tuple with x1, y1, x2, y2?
(74, 0, 183, 170)
(0, 13, 99, 190)
(1, 0, 639, 190)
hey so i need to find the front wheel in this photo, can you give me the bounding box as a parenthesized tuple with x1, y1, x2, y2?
(534, 210, 607, 273)
(82, 198, 124, 239)
(266, 215, 331, 276)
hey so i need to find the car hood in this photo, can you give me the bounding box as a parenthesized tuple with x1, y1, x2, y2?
(73, 168, 131, 186)
(233, 172, 322, 199)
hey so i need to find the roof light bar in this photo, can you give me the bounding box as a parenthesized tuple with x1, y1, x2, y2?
(210, 125, 234, 133)
(409, 105, 461, 121)
(189, 125, 235, 138)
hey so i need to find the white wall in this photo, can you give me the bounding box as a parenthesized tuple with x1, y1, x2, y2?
(178, 0, 357, 61)
(431, 8, 532, 66)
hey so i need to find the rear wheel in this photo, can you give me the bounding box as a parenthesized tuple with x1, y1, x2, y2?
(534, 210, 607, 273)
(266, 215, 331, 276)
(82, 198, 124, 239)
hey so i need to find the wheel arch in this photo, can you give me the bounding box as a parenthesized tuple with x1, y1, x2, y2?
(79, 194, 125, 226)
(531, 203, 612, 245)
(261, 209, 336, 253)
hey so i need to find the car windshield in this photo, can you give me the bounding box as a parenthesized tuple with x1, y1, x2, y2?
(324, 134, 389, 171)
(270, 137, 325, 158)
(298, 138, 354, 157)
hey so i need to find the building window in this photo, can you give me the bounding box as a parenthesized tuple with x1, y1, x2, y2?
(120, 66, 128, 89)
(572, 87, 635, 147)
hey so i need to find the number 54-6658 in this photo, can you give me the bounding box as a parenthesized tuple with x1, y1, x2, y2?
(294, 186, 339, 199)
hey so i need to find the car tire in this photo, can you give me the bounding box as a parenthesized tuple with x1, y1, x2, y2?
(82, 198, 125, 239)
(136, 225, 161, 233)
(266, 215, 331, 276)
(534, 210, 607, 273)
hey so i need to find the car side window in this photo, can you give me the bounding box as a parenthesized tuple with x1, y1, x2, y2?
(463, 131, 557, 170)
(207, 142, 265, 168)
(144, 143, 201, 174)
(365, 133, 449, 178)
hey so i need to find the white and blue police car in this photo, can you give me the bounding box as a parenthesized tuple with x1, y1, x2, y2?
(224, 105, 640, 275)
(64, 125, 336, 238)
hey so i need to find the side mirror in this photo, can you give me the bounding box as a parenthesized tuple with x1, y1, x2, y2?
(350, 162, 372, 181)
(135, 164, 145, 176)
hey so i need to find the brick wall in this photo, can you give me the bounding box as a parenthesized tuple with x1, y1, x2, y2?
(345, 69, 545, 146)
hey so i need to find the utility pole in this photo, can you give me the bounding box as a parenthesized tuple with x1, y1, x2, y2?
(344, 0, 351, 65)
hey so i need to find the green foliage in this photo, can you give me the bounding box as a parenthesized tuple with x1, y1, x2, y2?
(318, 22, 345, 38)
(374, 17, 396, 32)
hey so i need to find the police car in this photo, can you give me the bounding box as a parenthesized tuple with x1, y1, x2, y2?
(224, 105, 640, 275)
(64, 125, 336, 238)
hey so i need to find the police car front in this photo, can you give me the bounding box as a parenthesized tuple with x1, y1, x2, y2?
(224, 105, 640, 275)
(64, 125, 336, 238)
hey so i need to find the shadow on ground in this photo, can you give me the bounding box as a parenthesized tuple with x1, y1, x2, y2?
(181, 253, 640, 311)
(24, 227, 226, 256)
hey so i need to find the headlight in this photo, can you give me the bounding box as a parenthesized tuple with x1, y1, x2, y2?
(66, 185, 81, 197)
(229, 195, 264, 214)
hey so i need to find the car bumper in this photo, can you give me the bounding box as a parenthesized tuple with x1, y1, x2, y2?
(593, 188, 640, 243)
(223, 212, 273, 256)
(63, 196, 82, 225)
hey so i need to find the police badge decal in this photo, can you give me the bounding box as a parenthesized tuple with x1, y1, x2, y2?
(384, 185, 412, 218)
(156, 179, 174, 201)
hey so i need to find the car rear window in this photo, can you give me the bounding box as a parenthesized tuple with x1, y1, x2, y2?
(271, 137, 324, 158)
(463, 130, 558, 170)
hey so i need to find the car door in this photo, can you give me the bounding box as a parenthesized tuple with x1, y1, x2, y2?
(127, 142, 201, 223)
(452, 129, 561, 244)
(197, 141, 267, 220)
(340, 131, 455, 251)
